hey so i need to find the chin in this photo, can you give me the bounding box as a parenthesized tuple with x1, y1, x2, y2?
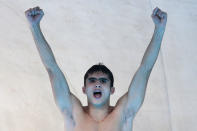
(92, 99, 109, 108)
(92, 102, 106, 108)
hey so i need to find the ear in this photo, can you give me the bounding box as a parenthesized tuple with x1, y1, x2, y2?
(82, 86, 86, 94)
(110, 87, 115, 95)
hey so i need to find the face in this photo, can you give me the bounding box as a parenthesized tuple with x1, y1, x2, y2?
(83, 72, 115, 108)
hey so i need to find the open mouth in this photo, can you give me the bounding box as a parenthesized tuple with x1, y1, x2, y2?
(93, 90, 102, 98)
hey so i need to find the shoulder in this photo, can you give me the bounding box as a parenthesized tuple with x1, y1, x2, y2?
(110, 106, 116, 112)
(115, 93, 128, 109)
(62, 94, 86, 120)
(83, 106, 88, 113)
(112, 93, 129, 116)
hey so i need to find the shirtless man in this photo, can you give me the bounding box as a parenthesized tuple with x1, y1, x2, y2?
(25, 6, 167, 131)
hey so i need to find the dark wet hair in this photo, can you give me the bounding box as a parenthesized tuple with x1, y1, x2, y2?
(84, 63, 114, 87)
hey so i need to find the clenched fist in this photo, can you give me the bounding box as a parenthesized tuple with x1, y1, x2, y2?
(25, 6, 44, 26)
(151, 7, 167, 29)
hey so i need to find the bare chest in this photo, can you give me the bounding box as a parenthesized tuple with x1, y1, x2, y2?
(63, 111, 133, 131)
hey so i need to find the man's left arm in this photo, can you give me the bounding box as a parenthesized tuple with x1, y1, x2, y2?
(119, 7, 167, 118)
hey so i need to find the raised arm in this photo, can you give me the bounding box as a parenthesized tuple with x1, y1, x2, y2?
(24, 7, 81, 117)
(116, 7, 167, 118)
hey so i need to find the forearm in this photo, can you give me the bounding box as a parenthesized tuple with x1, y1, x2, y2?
(30, 24, 57, 70)
(140, 27, 165, 70)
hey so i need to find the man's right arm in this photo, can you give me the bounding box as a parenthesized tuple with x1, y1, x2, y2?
(25, 7, 80, 116)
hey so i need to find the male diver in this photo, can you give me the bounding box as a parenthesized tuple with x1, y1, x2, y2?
(25, 6, 167, 131)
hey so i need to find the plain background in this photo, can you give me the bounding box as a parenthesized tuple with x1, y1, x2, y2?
(0, 0, 196, 130)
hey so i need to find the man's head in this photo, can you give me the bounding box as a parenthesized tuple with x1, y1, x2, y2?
(83, 63, 115, 107)
(84, 63, 114, 87)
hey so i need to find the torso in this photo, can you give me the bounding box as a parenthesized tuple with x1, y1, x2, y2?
(63, 105, 133, 131)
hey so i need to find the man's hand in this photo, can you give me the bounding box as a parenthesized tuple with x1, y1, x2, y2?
(151, 7, 167, 29)
(25, 6, 44, 26)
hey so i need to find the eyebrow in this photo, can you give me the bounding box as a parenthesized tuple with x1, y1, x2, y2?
(87, 77, 97, 80)
(87, 77, 108, 80)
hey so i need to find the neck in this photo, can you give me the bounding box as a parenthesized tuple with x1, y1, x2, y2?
(87, 101, 111, 122)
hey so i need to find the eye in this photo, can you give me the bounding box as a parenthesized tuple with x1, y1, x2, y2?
(88, 78, 96, 83)
(99, 78, 108, 84)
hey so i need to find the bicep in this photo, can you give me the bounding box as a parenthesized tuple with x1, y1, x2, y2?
(126, 66, 151, 113)
(47, 65, 82, 114)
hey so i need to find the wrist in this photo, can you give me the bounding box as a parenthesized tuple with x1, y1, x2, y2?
(155, 26, 165, 34)
(153, 27, 165, 40)
(155, 25, 165, 31)
(30, 23, 40, 29)
(29, 23, 41, 31)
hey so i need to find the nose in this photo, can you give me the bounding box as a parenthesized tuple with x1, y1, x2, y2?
(95, 84, 101, 88)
